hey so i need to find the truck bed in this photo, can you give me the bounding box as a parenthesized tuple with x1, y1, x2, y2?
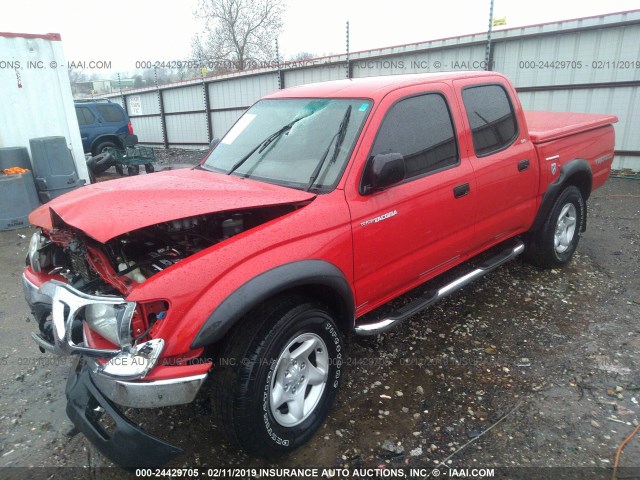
(525, 111, 618, 144)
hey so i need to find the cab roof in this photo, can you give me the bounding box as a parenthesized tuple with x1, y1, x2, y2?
(265, 71, 505, 101)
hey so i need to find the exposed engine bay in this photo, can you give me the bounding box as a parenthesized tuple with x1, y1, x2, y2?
(27, 205, 300, 347)
(30, 205, 298, 296)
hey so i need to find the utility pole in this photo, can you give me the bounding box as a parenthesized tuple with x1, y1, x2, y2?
(485, 0, 495, 71)
(346, 21, 351, 79)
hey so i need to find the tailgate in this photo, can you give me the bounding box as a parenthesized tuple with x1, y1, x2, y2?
(525, 111, 618, 144)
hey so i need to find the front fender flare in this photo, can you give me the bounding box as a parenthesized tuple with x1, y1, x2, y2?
(190, 260, 354, 349)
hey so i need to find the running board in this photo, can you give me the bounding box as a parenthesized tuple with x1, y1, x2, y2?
(354, 239, 525, 335)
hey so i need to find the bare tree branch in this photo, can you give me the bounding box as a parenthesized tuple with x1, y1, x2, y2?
(193, 0, 285, 71)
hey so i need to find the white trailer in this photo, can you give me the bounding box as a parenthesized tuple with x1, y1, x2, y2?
(0, 32, 90, 183)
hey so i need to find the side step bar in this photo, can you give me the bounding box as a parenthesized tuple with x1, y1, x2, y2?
(354, 239, 525, 336)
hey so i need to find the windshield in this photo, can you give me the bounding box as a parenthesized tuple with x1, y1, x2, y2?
(202, 98, 372, 191)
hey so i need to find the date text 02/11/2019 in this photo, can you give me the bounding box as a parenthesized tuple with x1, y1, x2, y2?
(518, 60, 640, 69)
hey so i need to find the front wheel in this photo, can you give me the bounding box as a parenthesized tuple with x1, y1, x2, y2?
(212, 297, 344, 459)
(525, 185, 584, 268)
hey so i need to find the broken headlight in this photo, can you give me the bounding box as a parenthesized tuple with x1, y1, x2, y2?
(100, 338, 165, 379)
(84, 302, 136, 347)
(27, 231, 50, 273)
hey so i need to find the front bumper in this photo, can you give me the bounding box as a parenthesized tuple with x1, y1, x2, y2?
(66, 357, 183, 468)
(23, 273, 208, 408)
(23, 272, 210, 467)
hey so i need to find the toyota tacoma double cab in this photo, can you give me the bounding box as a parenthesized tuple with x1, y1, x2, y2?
(23, 72, 617, 468)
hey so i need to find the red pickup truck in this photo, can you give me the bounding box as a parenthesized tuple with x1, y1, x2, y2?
(23, 71, 617, 468)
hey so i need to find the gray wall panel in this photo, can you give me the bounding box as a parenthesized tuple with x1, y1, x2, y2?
(165, 113, 208, 144)
(496, 24, 640, 88)
(103, 11, 640, 169)
(131, 116, 163, 144)
(209, 75, 279, 109)
(211, 110, 245, 140)
(163, 85, 205, 113)
(126, 91, 160, 116)
(283, 65, 346, 87)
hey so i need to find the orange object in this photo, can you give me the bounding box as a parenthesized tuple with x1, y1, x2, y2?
(3, 166, 30, 175)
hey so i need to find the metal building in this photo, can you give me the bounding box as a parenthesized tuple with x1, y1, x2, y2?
(103, 9, 640, 170)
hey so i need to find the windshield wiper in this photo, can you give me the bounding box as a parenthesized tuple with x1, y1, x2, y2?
(226, 115, 308, 176)
(305, 105, 352, 192)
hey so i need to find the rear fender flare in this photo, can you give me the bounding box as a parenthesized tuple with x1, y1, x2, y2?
(530, 158, 592, 235)
(190, 260, 355, 349)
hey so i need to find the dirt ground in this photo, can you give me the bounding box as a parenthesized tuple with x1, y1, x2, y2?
(0, 165, 638, 478)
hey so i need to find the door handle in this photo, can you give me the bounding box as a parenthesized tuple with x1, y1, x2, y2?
(453, 182, 470, 199)
(518, 159, 530, 172)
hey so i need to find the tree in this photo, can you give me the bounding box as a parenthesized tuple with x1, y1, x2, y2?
(193, 0, 285, 71)
(68, 68, 87, 85)
(289, 52, 316, 62)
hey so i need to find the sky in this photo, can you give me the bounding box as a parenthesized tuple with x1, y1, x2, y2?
(2, 0, 639, 76)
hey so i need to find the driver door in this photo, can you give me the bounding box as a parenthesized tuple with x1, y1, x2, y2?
(345, 83, 476, 312)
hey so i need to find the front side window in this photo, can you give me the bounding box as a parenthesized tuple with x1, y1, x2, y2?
(202, 98, 372, 192)
(369, 93, 459, 180)
(462, 84, 518, 157)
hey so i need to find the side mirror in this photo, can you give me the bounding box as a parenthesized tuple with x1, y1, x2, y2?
(209, 138, 220, 150)
(363, 153, 406, 194)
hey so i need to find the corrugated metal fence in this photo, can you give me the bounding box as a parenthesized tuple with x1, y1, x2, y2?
(104, 10, 640, 170)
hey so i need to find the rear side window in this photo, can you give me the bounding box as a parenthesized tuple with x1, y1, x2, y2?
(75, 107, 95, 125)
(96, 104, 126, 122)
(462, 84, 518, 157)
(370, 93, 458, 180)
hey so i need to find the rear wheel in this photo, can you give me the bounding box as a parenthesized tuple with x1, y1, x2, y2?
(127, 165, 140, 176)
(144, 163, 155, 173)
(525, 185, 584, 268)
(92, 140, 117, 156)
(212, 296, 344, 459)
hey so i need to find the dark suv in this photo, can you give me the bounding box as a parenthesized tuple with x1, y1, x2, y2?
(74, 100, 134, 155)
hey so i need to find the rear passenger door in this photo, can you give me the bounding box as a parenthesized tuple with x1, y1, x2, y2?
(454, 80, 538, 248)
(347, 84, 476, 310)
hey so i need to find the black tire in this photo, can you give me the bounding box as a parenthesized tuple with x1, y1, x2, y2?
(144, 163, 155, 173)
(115, 164, 125, 176)
(525, 185, 584, 269)
(90, 153, 114, 174)
(92, 140, 118, 156)
(212, 296, 344, 459)
(127, 165, 140, 176)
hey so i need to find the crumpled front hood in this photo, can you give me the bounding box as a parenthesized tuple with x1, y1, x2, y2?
(29, 168, 316, 242)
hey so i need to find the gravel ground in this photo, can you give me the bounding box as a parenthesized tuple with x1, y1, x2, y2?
(0, 170, 638, 478)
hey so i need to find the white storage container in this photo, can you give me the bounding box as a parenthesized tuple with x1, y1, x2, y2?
(0, 32, 90, 183)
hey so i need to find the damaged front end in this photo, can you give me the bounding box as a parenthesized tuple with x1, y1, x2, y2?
(23, 210, 278, 467)
(25, 205, 295, 350)
(22, 266, 202, 467)
(21, 167, 317, 468)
